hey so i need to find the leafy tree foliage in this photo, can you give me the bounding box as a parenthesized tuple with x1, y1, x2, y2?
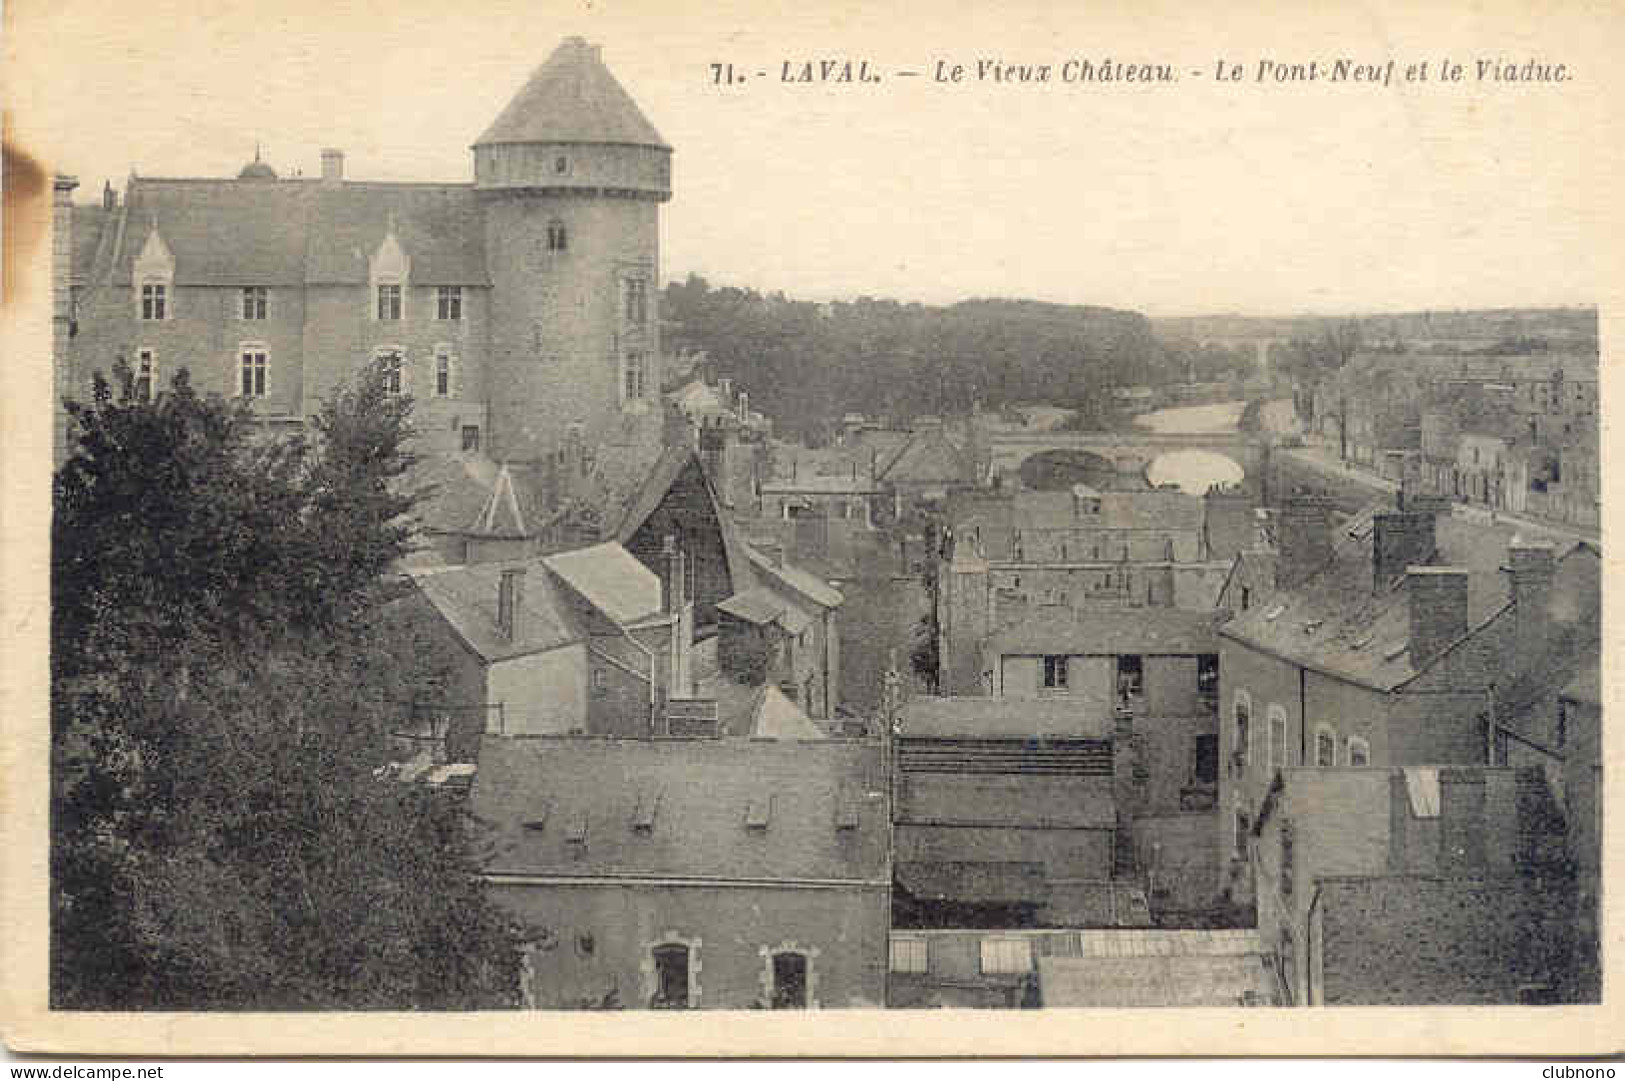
(51, 360, 521, 1009)
(663, 276, 1172, 441)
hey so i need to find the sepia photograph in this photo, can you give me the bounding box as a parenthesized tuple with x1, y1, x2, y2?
(1, 0, 1621, 1058)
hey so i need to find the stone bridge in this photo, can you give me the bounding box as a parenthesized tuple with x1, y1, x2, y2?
(987, 429, 1271, 491)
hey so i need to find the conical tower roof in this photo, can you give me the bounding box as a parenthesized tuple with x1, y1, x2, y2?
(475, 37, 669, 150)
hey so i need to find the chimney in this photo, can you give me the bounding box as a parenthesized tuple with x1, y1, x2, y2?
(320, 148, 345, 184)
(1507, 539, 1556, 671)
(719, 377, 732, 402)
(1406, 566, 1469, 669)
(1372, 509, 1437, 591)
(101, 179, 115, 210)
(738, 390, 748, 425)
(497, 567, 526, 640)
(661, 534, 687, 613)
(1275, 494, 1336, 589)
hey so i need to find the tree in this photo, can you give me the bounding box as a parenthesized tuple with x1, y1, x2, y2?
(51, 359, 522, 1009)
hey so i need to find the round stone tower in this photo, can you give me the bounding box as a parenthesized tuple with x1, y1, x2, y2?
(474, 36, 671, 466)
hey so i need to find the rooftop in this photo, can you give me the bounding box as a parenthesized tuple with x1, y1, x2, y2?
(542, 542, 662, 625)
(988, 606, 1222, 658)
(474, 37, 669, 149)
(408, 560, 581, 663)
(471, 736, 888, 881)
(899, 695, 1114, 740)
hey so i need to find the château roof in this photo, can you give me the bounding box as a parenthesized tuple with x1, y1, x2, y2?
(474, 37, 669, 150)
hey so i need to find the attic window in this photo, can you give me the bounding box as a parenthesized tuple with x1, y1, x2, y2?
(1350, 633, 1375, 651)
(554, 154, 569, 175)
(1263, 604, 1286, 621)
(745, 797, 773, 831)
(632, 791, 661, 833)
(1301, 619, 1323, 635)
(1382, 640, 1408, 661)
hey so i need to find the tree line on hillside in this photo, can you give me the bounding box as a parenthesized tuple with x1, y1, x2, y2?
(52, 360, 523, 1009)
(662, 276, 1260, 441)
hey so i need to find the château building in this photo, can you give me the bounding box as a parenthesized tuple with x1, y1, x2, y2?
(53, 37, 670, 502)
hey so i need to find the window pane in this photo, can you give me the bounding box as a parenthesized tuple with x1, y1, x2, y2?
(890, 937, 928, 974)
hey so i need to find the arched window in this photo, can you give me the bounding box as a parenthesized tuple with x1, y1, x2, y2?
(1267, 704, 1288, 770)
(1314, 724, 1338, 767)
(763, 946, 815, 1009)
(1233, 690, 1252, 772)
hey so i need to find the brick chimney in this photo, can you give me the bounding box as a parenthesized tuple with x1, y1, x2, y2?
(1407, 566, 1469, 669)
(1275, 494, 1337, 589)
(1507, 539, 1556, 671)
(320, 148, 345, 185)
(660, 534, 687, 613)
(497, 567, 526, 640)
(1372, 509, 1437, 591)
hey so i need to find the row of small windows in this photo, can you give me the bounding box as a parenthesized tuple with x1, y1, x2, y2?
(139, 283, 466, 323)
(126, 345, 460, 402)
(1231, 690, 1371, 772)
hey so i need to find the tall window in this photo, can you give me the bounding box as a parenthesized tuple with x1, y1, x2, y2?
(1117, 654, 1144, 699)
(546, 219, 568, 252)
(377, 284, 402, 321)
(140, 282, 167, 321)
(134, 349, 157, 402)
(1197, 654, 1220, 697)
(1042, 655, 1069, 691)
(434, 347, 454, 398)
(241, 286, 267, 320)
(436, 286, 462, 321)
(650, 944, 690, 1009)
(624, 278, 648, 324)
(1233, 808, 1250, 858)
(1194, 733, 1218, 785)
(239, 346, 268, 398)
(623, 350, 647, 401)
(1233, 692, 1252, 771)
(1268, 705, 1287, 771)
(770, 952, 809, 1009)
(376, 349, 403, 396)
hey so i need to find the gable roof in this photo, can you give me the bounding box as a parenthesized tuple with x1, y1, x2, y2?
(876, 429, 977, 487)
(474, 37, 669, 149)
(410, 561, 581, 662)
(613, 444, 754, 593)
(406, 454, 554, 539)
(471, 736, 888, 881)
(541, 542, 662, 624)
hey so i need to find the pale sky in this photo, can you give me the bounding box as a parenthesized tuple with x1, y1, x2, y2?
(8, 0, 1623, 318)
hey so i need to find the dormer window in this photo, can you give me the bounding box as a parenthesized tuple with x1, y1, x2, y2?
(546, 220, 568, 252)
(377, 284, 402, 321)
(553, 154, 569, 175)
(140, 282, 167, 321)
(241, 286, 268, 320)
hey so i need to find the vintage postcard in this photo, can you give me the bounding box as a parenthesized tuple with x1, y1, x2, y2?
(1, 0, 1621, 1058)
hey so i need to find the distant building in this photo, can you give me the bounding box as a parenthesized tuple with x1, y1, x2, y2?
(472, 735, 891, 1009)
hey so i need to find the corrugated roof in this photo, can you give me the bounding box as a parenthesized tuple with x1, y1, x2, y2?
(411, 561, 581, 662)
(472, 736, 888, 880)
(988, 607, 1222, 657)
(899, 695, 1113, 739)
(474, 37, 669, 149)
(542, 542, 662, 624)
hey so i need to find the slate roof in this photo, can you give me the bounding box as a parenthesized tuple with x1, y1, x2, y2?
(87, 177, 490, 289)
(1220, 502, 1588, 690)
(896, 861, 1049, 904)
(474, 37, 669, 149)
(542, 542, 662, 624)
(876, 429, 977, 487)
(471, 736, 888, 881)
(746, 547, 844, 609)
(1037, 932, 1277, 1007)
(406, 454, 554, 538)
(988, 607, 1222, 657)
(410, 560, 582, 662)
(899, 696, 1113, 740)
(612, 445, 754, 592)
